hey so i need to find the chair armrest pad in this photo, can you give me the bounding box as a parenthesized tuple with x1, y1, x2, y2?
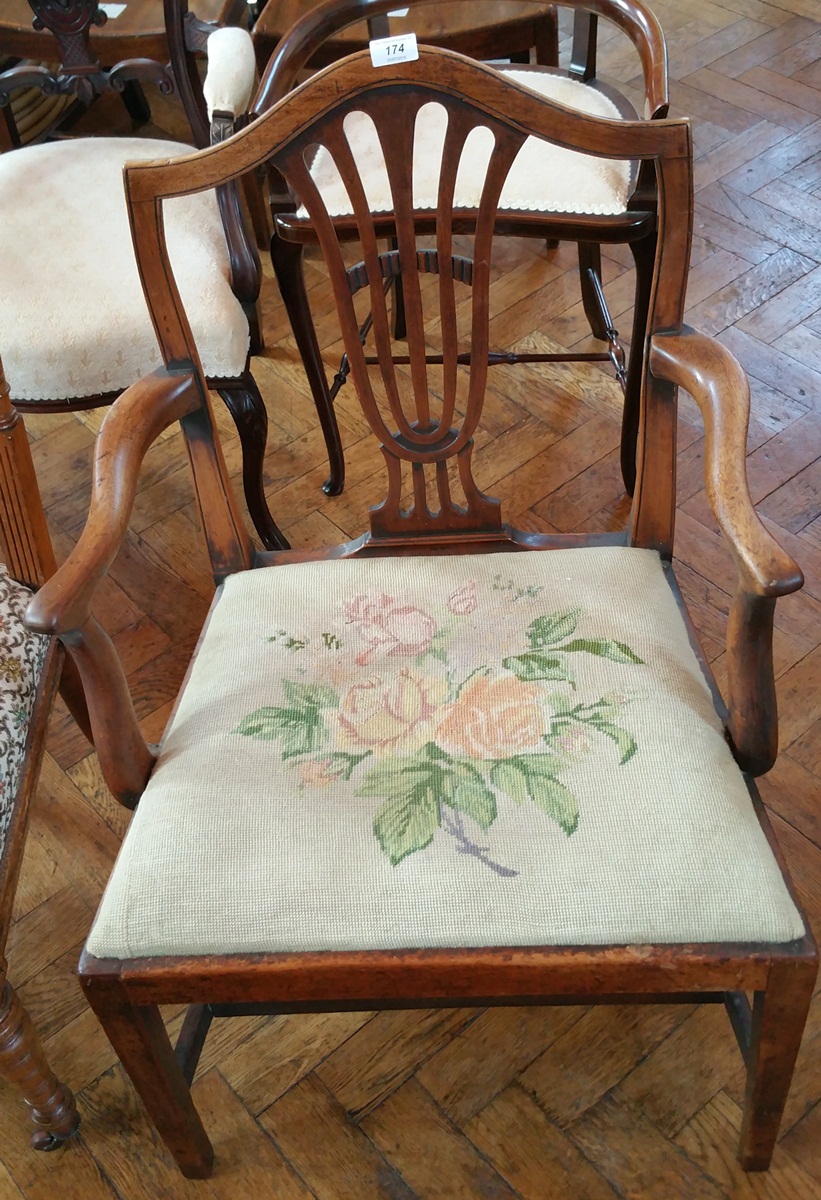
(203, 26, 256, 120)
(26, 371, 199, 637)
(649, 327, 803, 598)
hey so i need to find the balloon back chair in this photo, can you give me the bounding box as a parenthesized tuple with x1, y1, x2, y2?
(255, 0, 669, 498)
(0, 359, 81, 1151)
(26, 46, 815, 1178)
(0, 0, 287, 550)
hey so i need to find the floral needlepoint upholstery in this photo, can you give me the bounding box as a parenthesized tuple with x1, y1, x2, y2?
(0, 563, 48, 852)
(85, 547, 804, 961)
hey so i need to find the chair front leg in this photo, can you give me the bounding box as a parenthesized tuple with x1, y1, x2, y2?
(578, 242, 608, 341)
(270, 235, 345, 496)
(216, 373, 290, 551)
(81, 971, 213, 1179)
(739, 956, 817, 1170)
(0, 978, 79, 1150)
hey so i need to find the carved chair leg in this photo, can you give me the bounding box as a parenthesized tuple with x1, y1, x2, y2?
(0, 980, 79, 1151)
(738, 957, 817, 1170)
(216, 374, 289, 551)
(270, 234, 345, 496)
(82, 974, 213, 1179)
(389, 237, 407, 341)
(620, 231, 657, 496)
(534, 6, 560, 66)
(578, 242, 608, 341)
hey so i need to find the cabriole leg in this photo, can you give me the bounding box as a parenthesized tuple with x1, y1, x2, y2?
(271, 234, 345, 496)
(217, 374, 289, 551)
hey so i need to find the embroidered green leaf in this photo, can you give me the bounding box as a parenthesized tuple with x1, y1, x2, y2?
(327, 751, 371, 780)
(557, 638, 644, 664)
(233, 705, 327, 759)
(364, 760, 443, 865)
(282, 680, 339, 709)
(586, 715, 638, 764)
(491, 754, 578, 834)
(445, 779, 497, 830)
(527, 609, 580, 649)
(502, 653, 573, 684)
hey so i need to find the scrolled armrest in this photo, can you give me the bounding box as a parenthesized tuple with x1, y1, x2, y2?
(649, 326, 803, 776)
(649, 327, 802, 598)
(203, 26, 256, 121)
(26, 370, 199, 637)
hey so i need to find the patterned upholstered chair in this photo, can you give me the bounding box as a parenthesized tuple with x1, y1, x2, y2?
(26, 47, 814, 1177)
(0, 359, 80, 1150)
(0, 0, 286, 550)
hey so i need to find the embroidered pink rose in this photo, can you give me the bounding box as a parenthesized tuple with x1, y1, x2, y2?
(344, 592, 436, 665)
(436, 675, 544, 759)
(300, 758, 337, 787)
(447, 580, 478, 616)
(337, 667, 440, 751)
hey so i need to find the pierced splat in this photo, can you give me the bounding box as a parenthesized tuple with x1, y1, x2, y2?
(279, 90, 530, 539)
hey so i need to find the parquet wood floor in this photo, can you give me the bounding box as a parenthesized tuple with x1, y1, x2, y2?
(3, 0, 821, 1194)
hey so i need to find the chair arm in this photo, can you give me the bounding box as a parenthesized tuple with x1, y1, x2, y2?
(203, 26, 257, 122)
(649, 328, 802, 598)
(26, 370, 199, 638)
(649, 327, 803, 776)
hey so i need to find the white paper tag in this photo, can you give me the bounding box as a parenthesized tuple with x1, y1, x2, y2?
(369, 31, 419, 67)
(99, 3, 127, 16)
(388, 7, 410, 15)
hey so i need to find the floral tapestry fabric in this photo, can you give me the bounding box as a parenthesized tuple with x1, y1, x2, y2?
(0, 564, 48, 853)
(84, 547, 804, 960)
(233, 578, 645, 878)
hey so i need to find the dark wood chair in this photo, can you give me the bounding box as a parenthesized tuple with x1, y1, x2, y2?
(255, 0, 668, 498)
(0, 0, 287, 551)
(0, 359, 80, 1151)
(26, 47, 814, 1178)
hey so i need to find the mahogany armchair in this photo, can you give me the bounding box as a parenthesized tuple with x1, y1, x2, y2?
(0, 0, 287, 550)
(256, 0, 668, 497)
(0, 360, 80, 1151)
(26, 48, 814, 1177)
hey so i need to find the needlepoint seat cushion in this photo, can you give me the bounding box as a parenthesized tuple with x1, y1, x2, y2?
(85, 546, 804, 961)
(0, 563, 48, 852)
(0, 138, 249, 402)
(297, 69, 632, 219)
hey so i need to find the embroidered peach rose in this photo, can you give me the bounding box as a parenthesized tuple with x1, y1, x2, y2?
(344, 592, 436, 665)
(337, 667, 442, 752)
(300, 758, 337, 787)
(447, 580, 478, 616)
(436, 675, 545, 759)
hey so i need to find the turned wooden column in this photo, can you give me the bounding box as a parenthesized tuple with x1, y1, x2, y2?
(0, 979, 80, 1149)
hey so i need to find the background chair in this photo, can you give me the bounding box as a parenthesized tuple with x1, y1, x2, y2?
(26, 47, 813, 1178)
(255, 0, 668, 498)
(0, 358, 80, 1151)
(0, 0, 287, 550)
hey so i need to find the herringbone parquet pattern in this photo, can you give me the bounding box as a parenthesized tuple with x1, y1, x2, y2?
(2, 0, 821, 1194)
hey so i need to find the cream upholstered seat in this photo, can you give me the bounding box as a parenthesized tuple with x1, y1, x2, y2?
(0, 562, 47, 851)
(300, 68, 631, 218)
(86, 546, 803, 961)
(0, 137, 249, 402)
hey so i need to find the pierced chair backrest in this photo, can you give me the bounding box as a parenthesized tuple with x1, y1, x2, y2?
(124, 48, 692, 561)
(254, 0, 668, 121)
(0, 0, 238, 150)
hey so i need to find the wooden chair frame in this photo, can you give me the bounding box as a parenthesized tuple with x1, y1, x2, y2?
(25, 49, 815, 1177)
(0, 0, 287, 551)
(0, 361, 81, 1150)
(254, 0, 668, 498)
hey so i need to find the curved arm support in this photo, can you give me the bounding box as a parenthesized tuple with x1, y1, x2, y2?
(26, 370, 200, 637)
(649, 327, 804, 776)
